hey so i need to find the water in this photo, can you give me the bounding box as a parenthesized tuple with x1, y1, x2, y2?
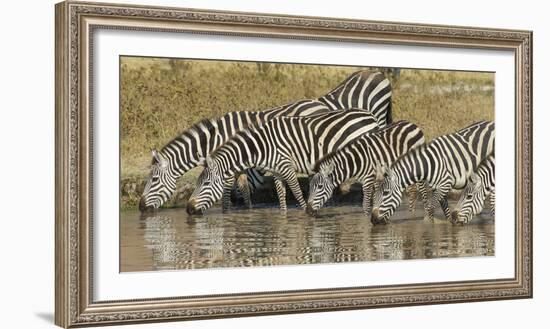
(120, 204, 494, 272)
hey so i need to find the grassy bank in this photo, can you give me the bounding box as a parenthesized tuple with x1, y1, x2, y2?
(120, 57, 494, 209)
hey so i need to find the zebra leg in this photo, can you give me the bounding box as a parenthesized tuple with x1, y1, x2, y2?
(279, 168, 307, 210)
(361, 177, 375, 218)
(405, 185, 418, 216)
(273, 175, 287, 213)
(222, 176, 235, 213)
(245, 168, 265, 206)
(236, 173, 252, 209)
(433, 183, 453, 222)
(425, 196, 436, 222)
(438, 196, 452, 222)
(417, 182, 430, 217)
(421, 185, 435, 222)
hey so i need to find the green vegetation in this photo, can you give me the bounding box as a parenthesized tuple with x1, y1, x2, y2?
(120, 56, 494, 209)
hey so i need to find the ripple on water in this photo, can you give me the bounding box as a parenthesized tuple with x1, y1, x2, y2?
(120, 204, 495, 272)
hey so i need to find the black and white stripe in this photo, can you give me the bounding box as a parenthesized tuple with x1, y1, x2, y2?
(234, 70, 394, 206)
(186, 110, 380, 214)
(140, 70, 393, 212)
(371, 121, 494, 224)
(138, 99, 330, 212)
(306, 120, 425, 219)
(318, 70, 392, 127)
(451, 154, 495, 224)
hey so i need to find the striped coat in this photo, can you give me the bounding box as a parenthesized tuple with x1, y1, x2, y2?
(306, 120, 425, 219)
(451, 154, 495, 224)
(371, 121, 494, 224)
(187, 110, 379, 214)
(139, 99, 330, 212)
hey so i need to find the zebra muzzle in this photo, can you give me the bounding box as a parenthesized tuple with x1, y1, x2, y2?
(450, 210, 459, 223)
(186, 199, 203, 215)
(305, 203, 318, 216)
(371, 208, 380, 225)
(139, 198, 154, 213)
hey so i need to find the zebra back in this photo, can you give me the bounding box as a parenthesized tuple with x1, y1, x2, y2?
(318, 70, 392, 127)
(188, 110, 379, 213)
(314, 120, 424, 180)
(159, 100, 331, 173)
(457, 120, 495, 165)
(210, 109, 380, 177)
(366, 120, 426, 165)
(262, 99, 331, 119)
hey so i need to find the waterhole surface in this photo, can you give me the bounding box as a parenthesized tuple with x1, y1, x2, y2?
(120, 203, 494, 272)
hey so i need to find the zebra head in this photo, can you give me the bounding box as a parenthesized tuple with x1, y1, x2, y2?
(187, 156, 225, 215)
(139, 149, 177, 212)
(371, 165, 402, 224)
(451, 173, 486, 224)
(306, 162, 336, 216)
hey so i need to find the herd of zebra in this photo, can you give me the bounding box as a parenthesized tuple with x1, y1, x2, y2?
(138, 70, 495, 225)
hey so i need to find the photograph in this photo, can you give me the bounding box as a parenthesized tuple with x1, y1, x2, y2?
(120, 57, 495, 272)
(50, 1, 534, 327)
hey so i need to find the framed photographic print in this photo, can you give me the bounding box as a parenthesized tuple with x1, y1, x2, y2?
(55, 1, 532, 327)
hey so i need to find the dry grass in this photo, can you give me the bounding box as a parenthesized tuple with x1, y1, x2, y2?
(120, 56, 494, 207)
(392, 69, 494, 140)
(121, 57, 363, 178)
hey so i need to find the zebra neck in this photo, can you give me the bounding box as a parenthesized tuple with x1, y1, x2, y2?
(215, 137, 258, 177)
(366, 136, 399, 168)
(332, 151, 360, 185)
(165, 111, 265, 175)
(217, 154, 252, 179)
(393, 151, 429, 189)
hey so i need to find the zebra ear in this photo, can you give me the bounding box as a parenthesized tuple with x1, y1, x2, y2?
(471, 173, 482, 187)
(375, 164, 388, 181)
(388, 170, 398, 183)
(320, 162, 334, 177)
(196, 152, 206, 166)
(152, 149, 168, 168)
(205, 156, 217, 169)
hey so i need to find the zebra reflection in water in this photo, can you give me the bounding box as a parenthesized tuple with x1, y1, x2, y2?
(122, 206, 494, 272)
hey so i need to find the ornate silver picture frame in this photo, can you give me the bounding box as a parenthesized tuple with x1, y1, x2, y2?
(55, 1, 532, 327)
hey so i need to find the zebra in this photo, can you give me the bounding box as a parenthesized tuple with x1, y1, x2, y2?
(451, 155, 495, 224)
(234, 70, 394, 204)
(186, 109, 380, 215)
(371, 121, 494, 224)
(306, 120, 426, 219)
(318, 70, 392, 127)
(138, 99, 331, 212)
(404, 120, 494, 218)
(140, 70, 393, 212)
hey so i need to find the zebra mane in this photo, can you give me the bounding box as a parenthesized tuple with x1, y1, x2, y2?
(159, 111, 264, 156)
(159, 117, 217, 153)
(390, 142, 428, 168)
(313, 150, 339, 173)
(457, 120, 493, 139)
(313, 121, 408, 172)
(472, 152, 495, 172)
(321, 70, 379, 98)
(207, 115, 264, 159)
